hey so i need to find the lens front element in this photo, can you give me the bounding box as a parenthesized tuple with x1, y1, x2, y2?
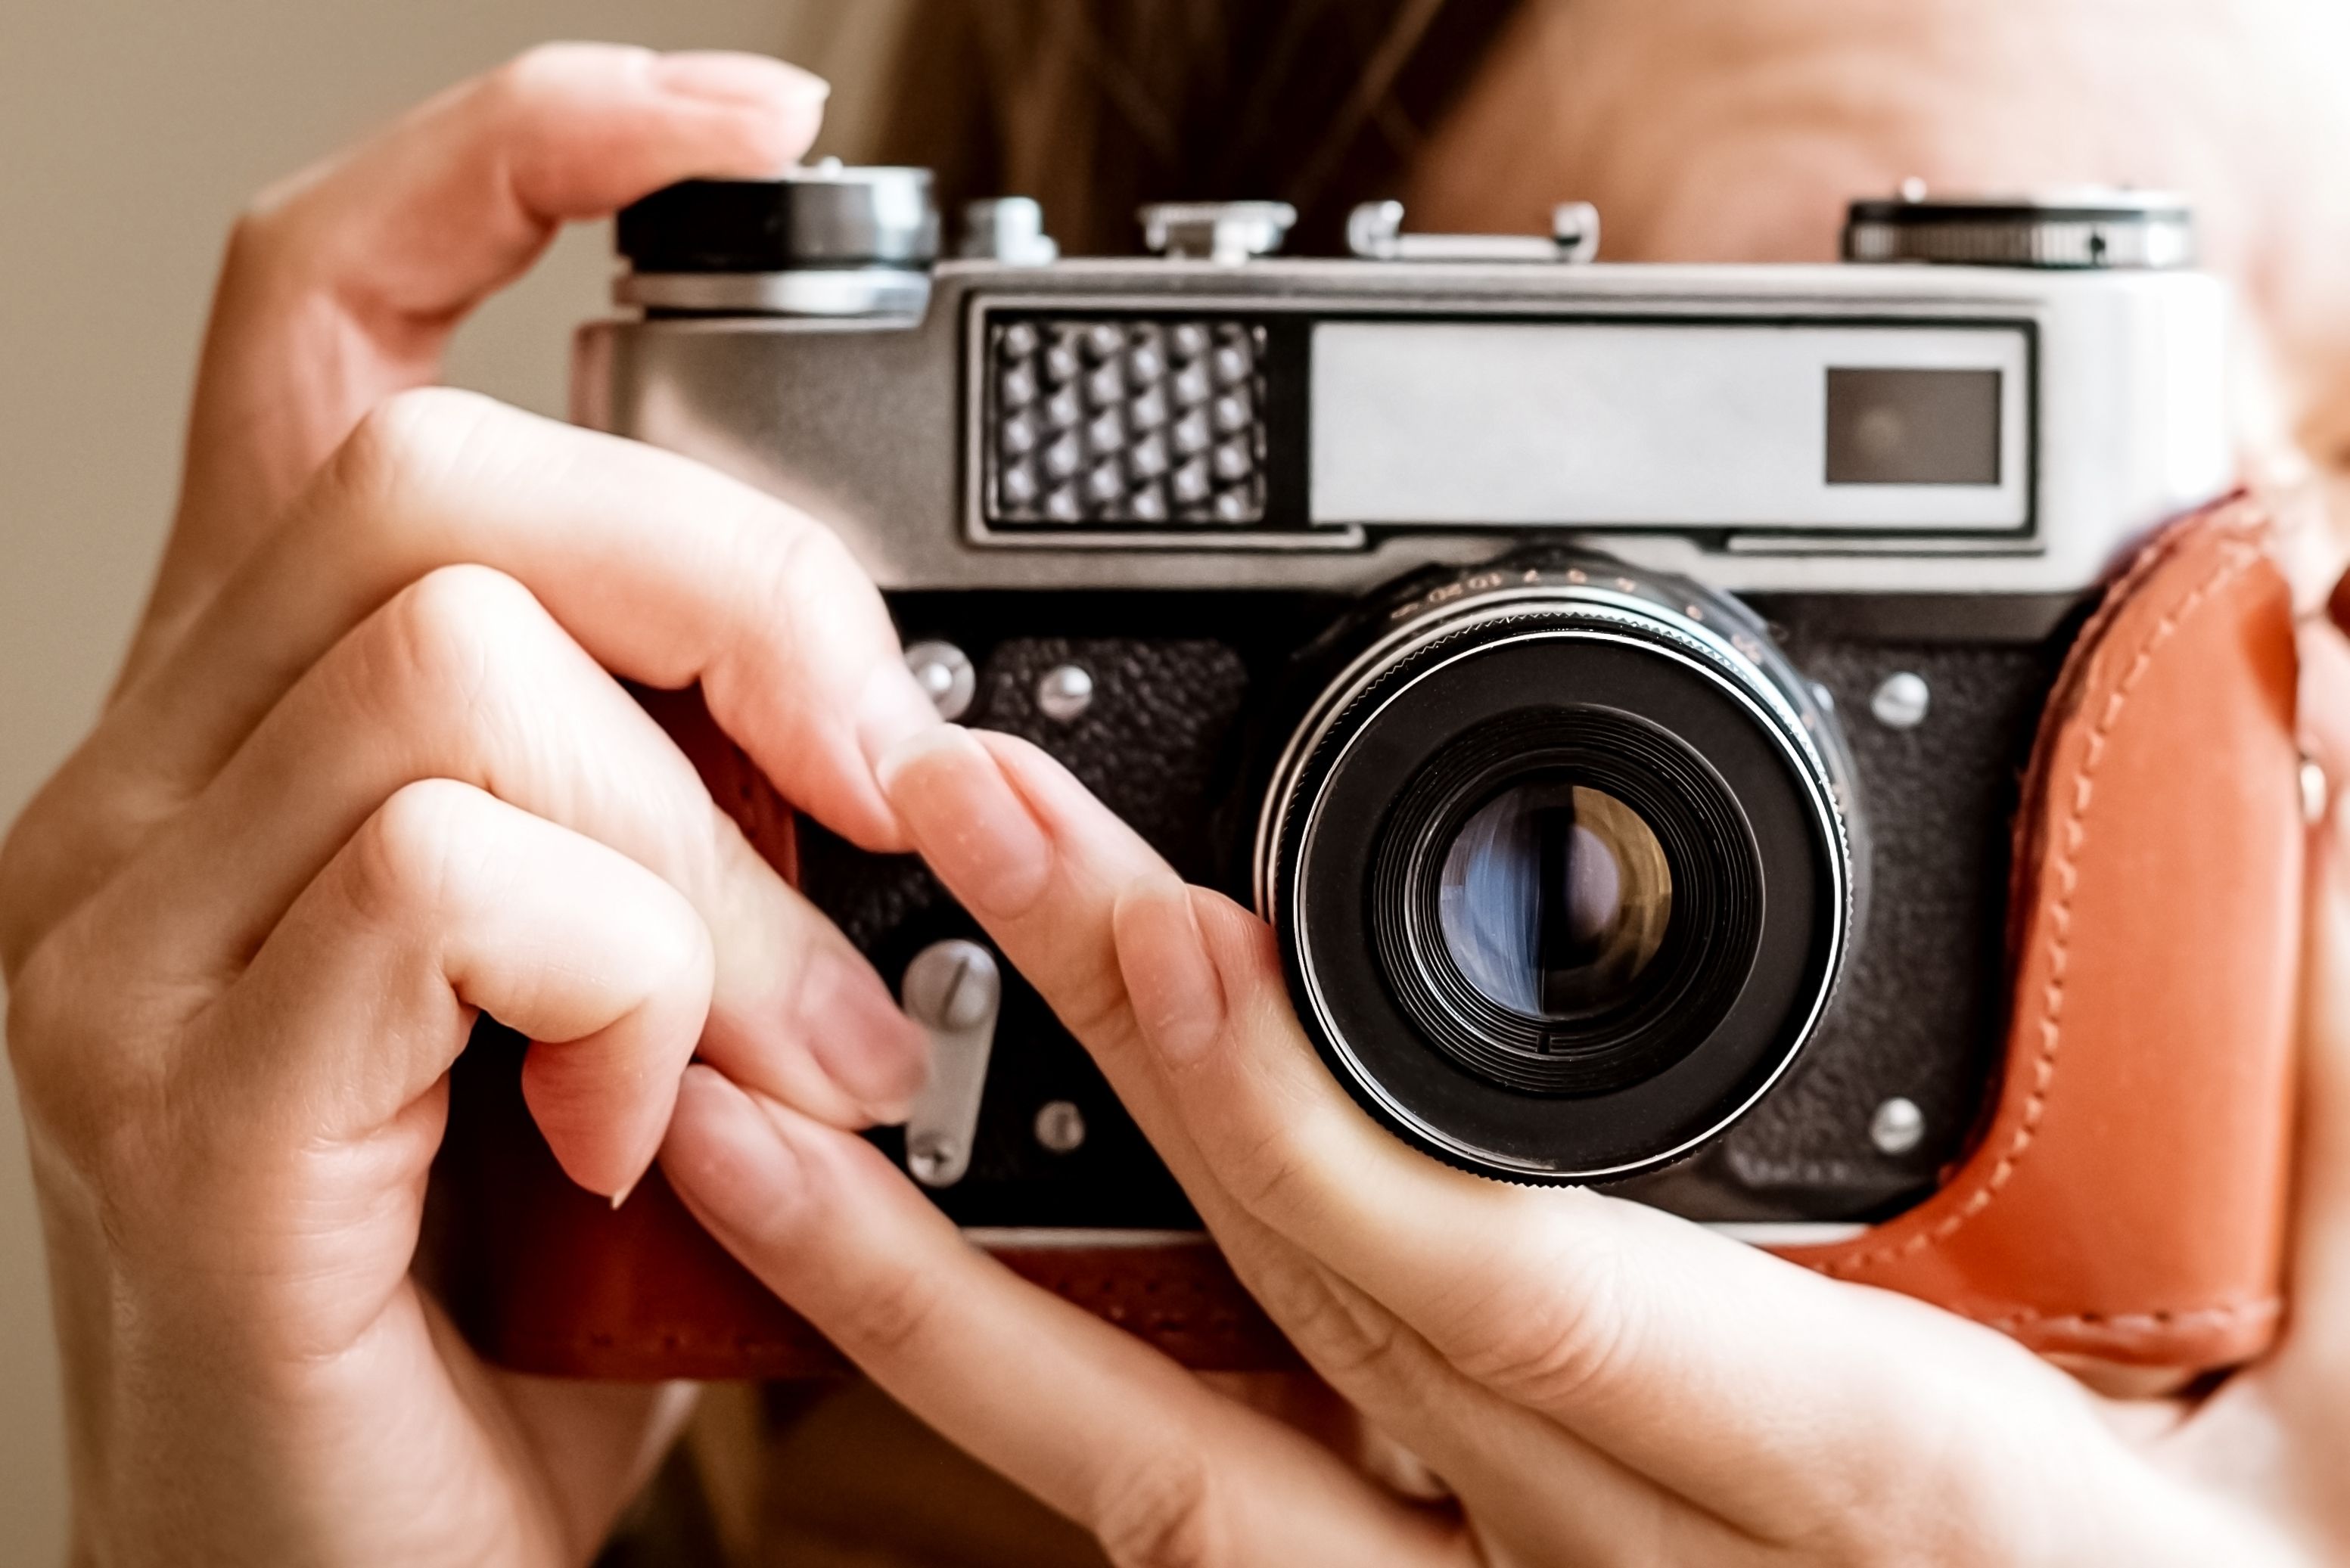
(1439, 782, 1672, 1020)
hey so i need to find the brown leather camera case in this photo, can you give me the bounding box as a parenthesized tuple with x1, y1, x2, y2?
(431, 495, 2324, 1380)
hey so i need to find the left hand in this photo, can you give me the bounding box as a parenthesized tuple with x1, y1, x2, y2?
(664, 722, 2350, 1566)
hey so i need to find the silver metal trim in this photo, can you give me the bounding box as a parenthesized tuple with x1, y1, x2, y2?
(1347, 200, 1600, 264)
(1844, 189, 2193, 270)
(962, 1222, 1870, 1247)
(1845, 216, 2193, 270)
(962, 291, 2049, 558)
(617, 268, 932, 318)
(963, 1228, 1212, 1248)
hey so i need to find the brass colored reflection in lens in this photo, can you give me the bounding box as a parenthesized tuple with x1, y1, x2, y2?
(1436, 783, 1674, 1020)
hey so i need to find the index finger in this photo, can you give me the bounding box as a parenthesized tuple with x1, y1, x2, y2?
(141, 43, 825, 674)
(101, 391, 940, 852)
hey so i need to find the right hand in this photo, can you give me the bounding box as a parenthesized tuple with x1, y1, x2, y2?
(0, 45, 945, 1566)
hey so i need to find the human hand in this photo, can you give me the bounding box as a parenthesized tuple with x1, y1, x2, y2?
(1, 45, 948, 1566)
(666, 723, 2350, 1565)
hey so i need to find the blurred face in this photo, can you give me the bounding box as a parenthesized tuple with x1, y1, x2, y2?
(1406, 0, 2350, 508)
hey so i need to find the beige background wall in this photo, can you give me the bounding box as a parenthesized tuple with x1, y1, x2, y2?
(0, 2, 904, 1555)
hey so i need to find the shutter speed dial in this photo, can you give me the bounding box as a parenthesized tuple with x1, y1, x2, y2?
(1842, 183, 2193, 270)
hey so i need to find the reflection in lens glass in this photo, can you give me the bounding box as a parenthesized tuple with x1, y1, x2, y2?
(1437, 783, 1673, 1019)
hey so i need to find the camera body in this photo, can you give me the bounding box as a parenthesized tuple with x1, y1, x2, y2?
(576, 173, 2230, 1240)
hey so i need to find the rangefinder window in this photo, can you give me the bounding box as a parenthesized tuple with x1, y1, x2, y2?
(1824, 367, 2003, 486)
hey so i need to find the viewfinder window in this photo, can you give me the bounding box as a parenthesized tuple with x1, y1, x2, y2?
(1825, 368, 2002, 486)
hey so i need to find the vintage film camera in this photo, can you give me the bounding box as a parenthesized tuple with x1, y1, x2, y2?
(434, 163, 2314, 1379)
(582, 168, 2222, 1229)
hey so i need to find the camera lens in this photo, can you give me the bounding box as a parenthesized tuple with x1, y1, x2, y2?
(1437, 781, 1671, 1020)
(1256, 553, 1860, 1184)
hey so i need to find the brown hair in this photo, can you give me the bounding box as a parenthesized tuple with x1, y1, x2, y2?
(874, 0, 1522, 258)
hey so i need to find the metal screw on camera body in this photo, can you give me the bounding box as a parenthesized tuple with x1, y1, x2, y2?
(1037, 663, 1094, 722)
(1870, 1096, 1926, 1156)
(1034, 1100, 1087, 1153)
(1869, 671, 1930, 730)
(903, 942, 999, 1034)
(906, 640, 977, 721)
(906, 1133, 959, 1185)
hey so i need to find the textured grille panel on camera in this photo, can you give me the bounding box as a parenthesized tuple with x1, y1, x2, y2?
(985, 318, 1268, 526)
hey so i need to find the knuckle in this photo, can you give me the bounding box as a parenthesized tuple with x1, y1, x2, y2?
(327, 386, 502, 518)
(5, 929, 166, 1185)
(368, 563, 544, 718)
(392, 558, 539, 643)
(221, 175, 311, 280)
(638, 882, 716, 991)
(835, 1262, 954, 1365)
(1220, 1117, 1314, 1221)
(5, 934, 79, 1109)
(1093, 1448, 1224, 1568)
(1445, 1221, 1640, 1409)
(341, 780, 487, 932)
(0, 794, 62, 977)
(1045, 970, 1143, 1051)
(1264, 1265, 1412, 1383)
(707, 501, 843, 686)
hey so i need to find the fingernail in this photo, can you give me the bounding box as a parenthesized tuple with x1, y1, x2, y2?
(663, 1066, 804, 1240)
(800, 946, 931, 1122)
(1116, 877, 1226, 1066)
(610, 1175, 639, 1210)
(651, 51, 831, 106)
(856, 659, 949, 778)
(876, 726, 1053, 917)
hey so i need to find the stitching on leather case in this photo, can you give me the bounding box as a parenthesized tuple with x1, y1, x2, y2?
(1820, 538, 2265, 1278)
(1969, 1298, 2280, 1335)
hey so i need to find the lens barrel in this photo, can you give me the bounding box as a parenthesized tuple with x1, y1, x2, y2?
(1256, 553, 1860, 1183)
